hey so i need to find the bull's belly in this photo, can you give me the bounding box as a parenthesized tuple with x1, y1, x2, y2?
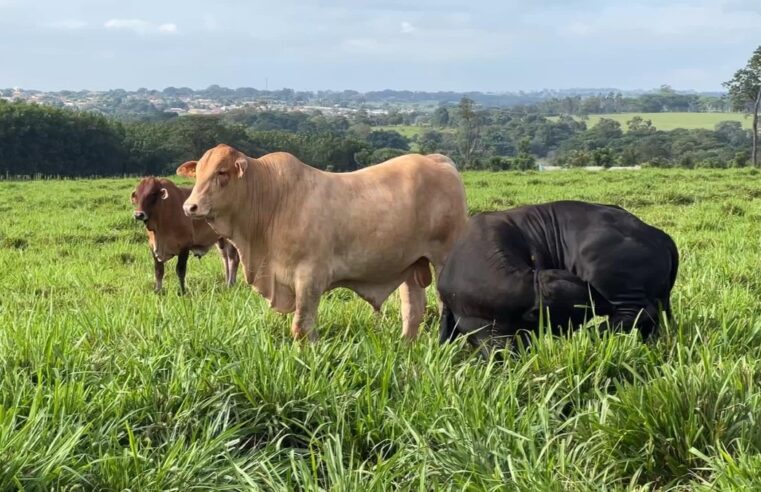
(332, 278, 406, 312)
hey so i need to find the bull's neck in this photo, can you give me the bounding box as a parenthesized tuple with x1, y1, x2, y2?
(227, 157, 304, 267)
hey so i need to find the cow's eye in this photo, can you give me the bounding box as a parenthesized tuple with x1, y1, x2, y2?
(218, 169, 227, 175)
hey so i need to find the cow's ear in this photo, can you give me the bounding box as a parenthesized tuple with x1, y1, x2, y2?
(176, 161, 197, 179)
(130, 191, 137, 204)
(160, 188, 169, 200)
(234, 157, 248, 178)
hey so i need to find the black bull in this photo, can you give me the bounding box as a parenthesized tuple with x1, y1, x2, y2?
(437, 201, 679, 350)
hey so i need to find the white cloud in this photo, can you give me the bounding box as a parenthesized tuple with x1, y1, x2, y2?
(45, 19, 87, 30)
(400, 21, 415, 33)
(104, 18, 178, 35)
(157, 23, 177, 33)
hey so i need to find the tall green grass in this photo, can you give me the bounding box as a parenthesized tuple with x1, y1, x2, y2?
(1, 169, 761, 489)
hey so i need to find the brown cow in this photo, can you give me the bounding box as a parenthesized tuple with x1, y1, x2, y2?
(177, 144, 468, 340)
(131, 176, 239, 293)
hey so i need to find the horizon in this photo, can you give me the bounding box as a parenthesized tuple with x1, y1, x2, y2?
(0, 0, 757, 93)
(2, 85, 727, 96)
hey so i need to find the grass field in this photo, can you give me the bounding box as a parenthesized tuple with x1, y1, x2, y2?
(552, 112, 752, 131)
(374, 125, 432, 138)
(2, 169, 761, 489)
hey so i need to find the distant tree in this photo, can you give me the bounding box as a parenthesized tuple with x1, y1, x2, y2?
(481, 126, 515, 156)
(366, 130, 409, 150)
(348, 123, 372, 140)
(724, 46, 761, 166)
(431, 107, 450, 127)
(513, 138, 536, 170)
(714, 121, 749, 147)
(417, 129, 444, 154)
(591, 148, 615, 168)
(562, 149, 592, 168)
(456, 97, 484, 167)
(627, 116, 656, 135)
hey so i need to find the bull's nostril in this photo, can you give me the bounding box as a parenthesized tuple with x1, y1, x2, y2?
(134, 212, 146, 221)
(189, 204, 198, 213)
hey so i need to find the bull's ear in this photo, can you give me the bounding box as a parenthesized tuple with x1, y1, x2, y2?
(176, 161, 197, 179)
(160, 188, 169, 200)
(234, 157, 248, 178)
(130, 191, 137, 204)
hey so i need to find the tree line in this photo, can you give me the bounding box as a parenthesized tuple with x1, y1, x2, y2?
(0, 100, 381, 177)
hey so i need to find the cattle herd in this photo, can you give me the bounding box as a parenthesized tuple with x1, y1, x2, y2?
(131, 144, 679, 353)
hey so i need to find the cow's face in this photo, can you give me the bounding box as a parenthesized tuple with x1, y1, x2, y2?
(178, 144, 248, 220)
(131, 177, 169, 226)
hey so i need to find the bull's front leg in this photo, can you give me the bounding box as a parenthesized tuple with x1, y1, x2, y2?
(291, 278, 322, 341)
(153, 254, 165, 293)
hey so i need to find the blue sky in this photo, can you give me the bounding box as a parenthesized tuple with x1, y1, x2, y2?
(1, 0, 758, 92)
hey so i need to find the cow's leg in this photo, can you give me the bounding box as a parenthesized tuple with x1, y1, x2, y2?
(176, 249, 189, 295)
(399, 279, 426, 340)
(227, 244, 239, 286)
(153, 255, 165, 293)
(217, 240, 230, 285)
(292, 279, 321, 341)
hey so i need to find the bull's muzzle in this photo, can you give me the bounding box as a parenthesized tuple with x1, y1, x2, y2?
(183, 202, 199, 217)
(134, 211, 147, 221)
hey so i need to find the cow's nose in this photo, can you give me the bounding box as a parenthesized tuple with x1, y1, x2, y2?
(134, 211, 147, 221)
(184, 203, 198, 216)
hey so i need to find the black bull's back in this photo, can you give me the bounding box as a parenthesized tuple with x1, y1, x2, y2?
(437, 201, 679, 349)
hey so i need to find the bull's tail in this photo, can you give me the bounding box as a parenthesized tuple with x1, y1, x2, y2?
(439, 303, 459, 344)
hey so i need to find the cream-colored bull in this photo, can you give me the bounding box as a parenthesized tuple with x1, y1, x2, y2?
(178, 144, 467, 340)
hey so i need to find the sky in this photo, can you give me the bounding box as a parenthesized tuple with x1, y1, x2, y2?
(0, 0, 758, 92)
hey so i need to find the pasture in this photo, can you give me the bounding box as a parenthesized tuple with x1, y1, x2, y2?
(557, 112, 752, 131)
(1, 169, 761, 489)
